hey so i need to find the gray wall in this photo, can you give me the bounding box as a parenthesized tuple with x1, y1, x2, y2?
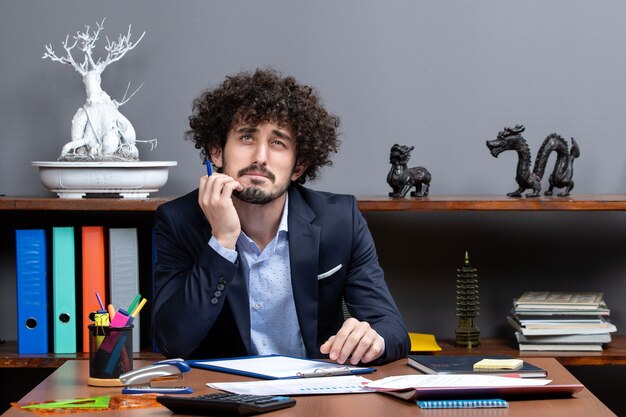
(3, 1, 626, 196)
(1, 1, 625, 341)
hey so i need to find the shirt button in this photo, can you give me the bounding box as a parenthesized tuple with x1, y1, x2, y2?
(217, 284, 225, 291)
(214, 290, 222, 297)
(254, 303, 260, 310)
(211, 297, 219, 304)
(219, 277, 227, 284)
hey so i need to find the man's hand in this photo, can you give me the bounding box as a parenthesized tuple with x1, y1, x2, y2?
(319, 318, 384, 365)
(198, 173, 244, 250)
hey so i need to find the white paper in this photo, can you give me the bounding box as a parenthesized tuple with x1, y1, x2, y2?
(207, 375, 373, 395)
(364, 374, 552, 391)
(195, 355, 371, 379)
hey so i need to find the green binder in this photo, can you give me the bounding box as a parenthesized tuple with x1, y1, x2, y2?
(52, 227, 77, 354)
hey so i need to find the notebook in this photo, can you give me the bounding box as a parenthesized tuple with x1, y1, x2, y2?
(408, 354, 547, 378)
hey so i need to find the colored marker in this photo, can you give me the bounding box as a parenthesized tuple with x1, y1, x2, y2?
(107, 304, 116, 320)
(131, 298, 147, 318)
(125, 298, 147, 326)
(110, 309, 130, 328)
(95, 291, 105, 310)
(206, 161, 212, 176)
(127, 294, 142, 315)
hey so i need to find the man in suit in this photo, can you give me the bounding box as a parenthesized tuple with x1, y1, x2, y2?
(152, 69, 409, 364)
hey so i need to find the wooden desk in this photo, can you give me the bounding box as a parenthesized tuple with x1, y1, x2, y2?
(3, 358, 616, 417)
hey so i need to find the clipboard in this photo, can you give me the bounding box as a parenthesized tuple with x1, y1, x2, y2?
(188, 354, 376, 380)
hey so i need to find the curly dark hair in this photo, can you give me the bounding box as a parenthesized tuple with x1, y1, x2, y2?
(186, 68, 340, 184)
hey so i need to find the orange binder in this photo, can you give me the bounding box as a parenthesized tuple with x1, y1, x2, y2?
(82, 226, 107, 352)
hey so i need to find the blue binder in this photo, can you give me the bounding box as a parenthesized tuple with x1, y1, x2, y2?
(52, 227, 77, 354)
(15, 229, 49, 354)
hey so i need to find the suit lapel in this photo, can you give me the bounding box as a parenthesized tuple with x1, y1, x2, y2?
(288, 187, 321, 357)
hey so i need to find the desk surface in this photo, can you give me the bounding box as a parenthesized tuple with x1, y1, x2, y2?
(3, 358, 616, 417)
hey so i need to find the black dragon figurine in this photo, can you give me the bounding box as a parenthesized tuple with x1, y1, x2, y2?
(486, 125, 580, 198)
(387, 144, 431, 198)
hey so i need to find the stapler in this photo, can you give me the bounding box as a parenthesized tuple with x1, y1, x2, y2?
(119, 358, 193, 394)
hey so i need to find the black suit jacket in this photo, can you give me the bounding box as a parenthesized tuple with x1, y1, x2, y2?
(152, 185, 409, 363)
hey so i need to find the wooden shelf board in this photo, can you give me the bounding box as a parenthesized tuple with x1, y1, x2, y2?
(358, 194, 626, 211)
(5, 195, 626, 212)
(0, 196, 173, 211)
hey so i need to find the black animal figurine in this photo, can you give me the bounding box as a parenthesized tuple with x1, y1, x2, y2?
(387, 144, 431, 198)
(486, 125, 580, 198)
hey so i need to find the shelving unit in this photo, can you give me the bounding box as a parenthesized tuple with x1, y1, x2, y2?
(1, 195, 625, 368)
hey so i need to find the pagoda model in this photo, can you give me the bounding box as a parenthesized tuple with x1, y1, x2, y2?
(455, 251, 480, 348)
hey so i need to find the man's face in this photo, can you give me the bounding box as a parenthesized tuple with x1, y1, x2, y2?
(212, 121, 306, 204)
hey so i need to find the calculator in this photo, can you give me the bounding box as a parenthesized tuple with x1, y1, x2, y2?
(156, 392, 296, 416)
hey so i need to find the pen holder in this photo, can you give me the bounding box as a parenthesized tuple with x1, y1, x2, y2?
(87, 324, 133, 386)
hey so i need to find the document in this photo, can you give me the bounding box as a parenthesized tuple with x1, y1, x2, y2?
(188, 355, 376, 379)
(366, 374, 552, 390)
(362, 374, 582, 401)
(207, 375, 373, 395)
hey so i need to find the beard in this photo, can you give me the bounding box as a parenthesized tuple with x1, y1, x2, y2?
(234, 186, 288, 205)
(229, 162, 290, 205)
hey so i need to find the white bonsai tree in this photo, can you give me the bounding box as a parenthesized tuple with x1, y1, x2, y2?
(43, 19, 155, 161)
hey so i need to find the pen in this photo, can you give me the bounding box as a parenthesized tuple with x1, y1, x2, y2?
(296, 368, 354, 378)
(206, 161, 212, 176)
(95, 292, 105, 310)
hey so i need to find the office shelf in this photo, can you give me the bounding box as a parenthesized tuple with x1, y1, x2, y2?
(1, 195, 625, 367)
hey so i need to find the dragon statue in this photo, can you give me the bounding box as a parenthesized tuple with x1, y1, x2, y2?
(387, 144, 431, 198)
(486, 125, 580, 198)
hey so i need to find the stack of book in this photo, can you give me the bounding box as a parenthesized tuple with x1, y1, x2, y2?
(507, 291, 616, 352)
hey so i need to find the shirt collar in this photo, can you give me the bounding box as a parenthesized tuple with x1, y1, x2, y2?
(238, 193, 289, 253)
(278, 193, 289, 234)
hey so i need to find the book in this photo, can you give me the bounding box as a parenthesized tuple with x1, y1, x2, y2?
(514, 331, 611, 344)
(109, 228, 140, 352)
(514, 292, 607, 312)
(515, 315, 605, 325)
(507, 315, 617, 336)
(52, 227, 77, 354)
(516, 291, 604, 306)
(15, 229, 49, 354)
(416, 398, 509, 408)
(518, 343, 603, 352)
(407, 355, 547, 378)
(81, 226, 107, 352)
(513, 305, 610, 315)
(188, 355, 376, 379)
